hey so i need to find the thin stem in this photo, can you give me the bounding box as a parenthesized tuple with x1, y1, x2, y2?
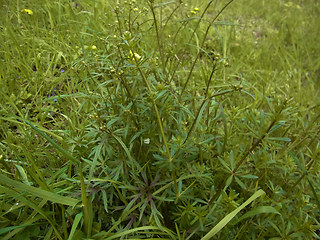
(180, 0, 235, 98)
(169, 0, 216, 84)
(148, 2, 167, 78)
(79, 163, 92, 237)
(132, 51, 171, 162)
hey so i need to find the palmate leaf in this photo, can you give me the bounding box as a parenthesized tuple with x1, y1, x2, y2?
(290, 152, 320, 211)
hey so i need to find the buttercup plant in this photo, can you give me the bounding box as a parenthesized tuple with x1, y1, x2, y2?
(0, 0, 319, 239)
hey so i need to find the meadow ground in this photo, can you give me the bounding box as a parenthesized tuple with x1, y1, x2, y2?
(0, 0, 319, 239)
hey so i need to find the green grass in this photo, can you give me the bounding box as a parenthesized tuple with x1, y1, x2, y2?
(0, 0, 319, 239)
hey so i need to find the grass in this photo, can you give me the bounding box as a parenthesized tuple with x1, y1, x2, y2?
(0, 0, 319, 239)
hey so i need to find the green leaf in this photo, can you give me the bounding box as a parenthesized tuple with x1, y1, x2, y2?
(103, 226, 165, 240)
(22, 119, 80, 164)
(193, 99, 210, 136)
(241, 174, 258, 179)
(0, 224, 35, 235)
(218, 157, 231, 172)
(229, 150, 235, 170)
(88, 141, 104, 183)
(0, 175, 78, 207)
(234, 206, 281, 224)
(266, 137, 291, 142)
(235, 176, 247, 190)
(14, 164, 31, 185)
(68, 212, 83, 240)
(110, 132, 139, 170)
(0, 185, 63, 240)
(225, 175, 233, 189)
(201, 189, 265, 240)
(290, 153, 320, 211)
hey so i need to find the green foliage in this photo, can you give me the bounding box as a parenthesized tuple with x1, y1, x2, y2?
(0, 0, 319, 239)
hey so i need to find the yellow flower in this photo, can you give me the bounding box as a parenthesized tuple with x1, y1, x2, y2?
(194, 7, 199, 11)
(91, 45, 97, 50)
(21, 9, 33, 15)
(129, 50, 141, 61)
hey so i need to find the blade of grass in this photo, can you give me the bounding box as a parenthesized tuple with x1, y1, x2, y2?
(103, 226, 167, 240)
(21, 118, 80, 164)
(233, 206, 281, 225)
(1, 215, 43, 240)
(0, 174, 78, 206)
(0, 185, 63, 240)
(0, 223, 38, 235)
(201, 189, 265, 240)
(68, 212, 83, 240)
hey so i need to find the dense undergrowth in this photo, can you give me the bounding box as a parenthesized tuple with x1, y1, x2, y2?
(0, 0, 319, 239)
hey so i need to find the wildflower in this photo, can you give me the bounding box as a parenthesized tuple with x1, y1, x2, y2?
(129, 50, 141, 61)
(60, 69, 65, 73)
(133, 8, 139, 12)
(194, 7, 199, 11)
(91, 45, 97, 50)
(144, 138, 150, 144)
(123, 31, 132, 40)
(109, 66, 116, 73)
(190, 10, 196, 14)
(21, 9, 33, 15)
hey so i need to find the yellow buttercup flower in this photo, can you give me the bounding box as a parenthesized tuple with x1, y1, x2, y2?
(21, 9, 33, 15)
(129, 50, 141, 61)
(91, 45, 97, 50)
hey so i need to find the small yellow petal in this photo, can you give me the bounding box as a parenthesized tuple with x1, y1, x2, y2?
(21, 9, 33, 15)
